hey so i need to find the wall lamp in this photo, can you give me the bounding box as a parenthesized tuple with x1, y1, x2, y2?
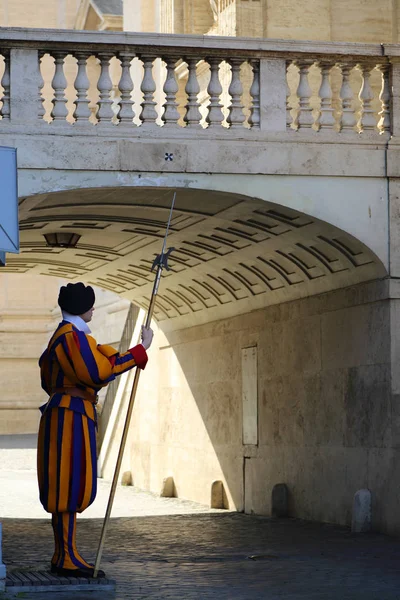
(43, 232, 81, 248)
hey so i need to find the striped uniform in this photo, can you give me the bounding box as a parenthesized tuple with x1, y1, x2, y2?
(37, 320, 147, 570)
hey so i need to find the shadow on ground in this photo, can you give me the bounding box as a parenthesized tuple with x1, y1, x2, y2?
(0, 434, 37, 450)
(3, 514, 400, 599)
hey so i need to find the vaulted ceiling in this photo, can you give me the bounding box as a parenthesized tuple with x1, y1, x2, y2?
(13, 187, 385, 330)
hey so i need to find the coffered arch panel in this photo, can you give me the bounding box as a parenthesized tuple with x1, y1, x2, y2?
(12, 186, 386, 331)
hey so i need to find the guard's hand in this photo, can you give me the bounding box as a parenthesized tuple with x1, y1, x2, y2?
(141, 326, 154, 350)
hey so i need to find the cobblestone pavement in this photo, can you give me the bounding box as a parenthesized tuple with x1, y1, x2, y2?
(3, 515, 400, 600)
(1, 436, 400, 599)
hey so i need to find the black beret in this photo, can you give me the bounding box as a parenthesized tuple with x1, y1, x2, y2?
(58, 283, 95, 316)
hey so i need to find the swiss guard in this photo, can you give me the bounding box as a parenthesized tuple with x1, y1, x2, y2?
(37, 282, 153, 578)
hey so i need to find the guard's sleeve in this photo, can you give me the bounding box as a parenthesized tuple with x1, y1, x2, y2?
(56, 330, 147, 388)
(97, 343, 148, 374)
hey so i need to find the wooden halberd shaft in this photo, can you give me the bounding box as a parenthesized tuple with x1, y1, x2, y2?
(93, 193, 176, 578)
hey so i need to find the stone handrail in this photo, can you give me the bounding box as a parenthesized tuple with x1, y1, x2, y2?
(0, 27, 397, 135)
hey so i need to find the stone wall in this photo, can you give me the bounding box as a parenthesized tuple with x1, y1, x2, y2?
(237, 0, 263, 37)
(0, 0, 80, 28)
(125, 0, 214, 33)
(184, 0, 214, 35)
(1, 0, 398, 43)
(0, 274, 63, 435)
(126, 279, 399, 534)
(0, 0, 122, 126)
(0, 274, 129, 435)
(264, 0, 331, 41)
(245, 0, 397, 42)
(244, 0, 397, 41)
(124, 0, 400, 43)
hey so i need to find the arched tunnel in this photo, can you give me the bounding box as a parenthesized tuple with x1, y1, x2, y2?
(5, 184, 397, 533)
(16, 185, 385, 327)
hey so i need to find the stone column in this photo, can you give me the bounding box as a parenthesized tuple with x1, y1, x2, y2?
(388, 178, 400, 278)
(390, 58, 400, 138)
(259, 58, 286, 132)
(389, 293, 400, 448)
(387, 60, 400, 282)
(9, 48, 41, 125)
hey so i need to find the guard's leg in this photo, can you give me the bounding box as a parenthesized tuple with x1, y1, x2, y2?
(50, 514, 61, 567)
(51, 512, 92, 570)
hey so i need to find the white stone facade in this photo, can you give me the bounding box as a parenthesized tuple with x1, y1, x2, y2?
(124, 0, 400, 43)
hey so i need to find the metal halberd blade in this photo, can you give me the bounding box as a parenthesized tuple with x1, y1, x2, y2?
(151, 246, 175, 272)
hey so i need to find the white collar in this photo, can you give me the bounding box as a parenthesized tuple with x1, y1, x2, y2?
(62, 311, 91, 335)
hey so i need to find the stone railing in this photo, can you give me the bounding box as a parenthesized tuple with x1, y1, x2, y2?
(0, 28, 397, 136)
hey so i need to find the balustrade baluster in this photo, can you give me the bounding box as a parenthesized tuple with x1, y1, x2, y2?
(378, 63, 390, 133)
(286, 61, 292, 128)
(162, 56, 180, 127)
(316, 61, 335, 131)
(227, 58, 245, 128)
(295, 60, 314, 129)
(97, 52, 114, 124)
(184, 58, 202, 127)
(51, 51, 68, 122)
(339, 64, 357, 132)
(1, 51, 10, 120)
(73, 52, 91, 123)
(358, 63, 376, 131)
(118, 51, 135, 125)
(139, 55, 158, 125)
(38, 52, 46, 120)
(206, 58, 224, 128)
(249, 59, 260, 129)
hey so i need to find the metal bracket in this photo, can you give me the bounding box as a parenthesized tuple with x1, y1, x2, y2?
(151, 247, 175, 272)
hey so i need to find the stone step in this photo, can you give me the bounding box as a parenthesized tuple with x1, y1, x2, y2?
(6, 570, 116, 593)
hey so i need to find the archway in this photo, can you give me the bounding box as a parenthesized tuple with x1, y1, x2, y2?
(6, 184, 391, 526)
(14, 185, 386, 332)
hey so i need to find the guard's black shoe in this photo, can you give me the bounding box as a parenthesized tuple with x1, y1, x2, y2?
(50, 564, 106, 578)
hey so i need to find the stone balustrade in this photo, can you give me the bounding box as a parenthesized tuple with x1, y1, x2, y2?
(0, 28, 396, 136)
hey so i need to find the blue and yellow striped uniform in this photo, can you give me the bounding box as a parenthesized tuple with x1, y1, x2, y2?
(37, 320, 147, 570)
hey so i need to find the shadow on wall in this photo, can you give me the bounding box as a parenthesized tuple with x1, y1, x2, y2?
(153, 283, 393, 527)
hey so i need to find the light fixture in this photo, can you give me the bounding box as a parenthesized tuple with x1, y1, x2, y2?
(43, 232, 81, 248)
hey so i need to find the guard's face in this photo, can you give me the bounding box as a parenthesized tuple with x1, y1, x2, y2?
(81, 306, 95, 323)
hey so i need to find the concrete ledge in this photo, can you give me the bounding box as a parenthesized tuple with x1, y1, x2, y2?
(1, 131, 387, 179)
(0, 27, 385, 56)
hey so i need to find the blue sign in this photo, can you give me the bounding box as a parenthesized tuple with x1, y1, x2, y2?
(0, 146, 18, 254)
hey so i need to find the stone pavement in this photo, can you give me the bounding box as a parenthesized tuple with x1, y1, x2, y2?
(1, 436, 400, 599)
(3, 515, 400, 600)
(0, 434, 222, 519)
